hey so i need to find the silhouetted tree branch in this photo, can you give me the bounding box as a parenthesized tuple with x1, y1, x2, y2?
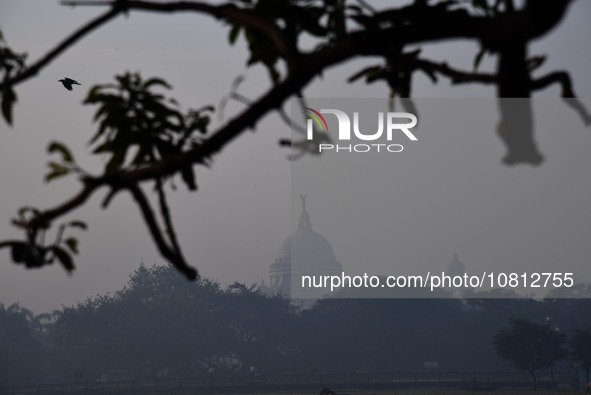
(413, 59, 496, 85)
(129, 184, 197, 279)
(0, 8, 122, 91)
(155, 179, 184, 267)
(0, 0, 587, 278)
(531, 71, 591, 125)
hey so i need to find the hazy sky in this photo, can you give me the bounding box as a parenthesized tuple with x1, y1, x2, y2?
(0, 1, 590, 312)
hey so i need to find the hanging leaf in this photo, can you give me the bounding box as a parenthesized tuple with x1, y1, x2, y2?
(45, 162, 71, 183)
(0, 240, 26, 263)
(52, 246, 75, 273)
(229, 24, 242, 45)
(348, 65, 384, 83)
(64, 237, 79, 254)
(48, 141, 75, 163)
(1, 88, 16, 126)
(68, 220, 88, 230)
(474, 48, 486, 71)
(526, 55, 547, 71)
(180, 165, 198, 191)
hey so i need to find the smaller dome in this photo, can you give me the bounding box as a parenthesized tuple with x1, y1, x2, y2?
(446, 251, 466, 277)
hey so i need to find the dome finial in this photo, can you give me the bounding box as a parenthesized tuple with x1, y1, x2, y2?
(300, 194, 307, 210)
(298, 194, 311, 230)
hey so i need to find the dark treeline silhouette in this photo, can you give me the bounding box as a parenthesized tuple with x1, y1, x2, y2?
(2, 264, 591, 385)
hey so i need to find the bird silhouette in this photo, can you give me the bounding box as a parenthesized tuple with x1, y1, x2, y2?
(58, 78, 81, 91)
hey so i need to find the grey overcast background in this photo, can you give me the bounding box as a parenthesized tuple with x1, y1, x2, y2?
(1, 1, 590, 312)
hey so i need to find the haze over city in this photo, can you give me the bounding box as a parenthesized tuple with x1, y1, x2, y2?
(1, 1, 591, 313)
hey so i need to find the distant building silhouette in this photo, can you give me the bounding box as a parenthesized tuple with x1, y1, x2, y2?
(444, 250, 467, 297)
(446, 250, 466, 277)
(260, 195, 342, 299)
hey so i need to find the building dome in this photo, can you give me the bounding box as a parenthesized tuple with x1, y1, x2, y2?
(276, 228, 337, 262)
(265, 195, 342, 298)
(446, 250, 466, 277)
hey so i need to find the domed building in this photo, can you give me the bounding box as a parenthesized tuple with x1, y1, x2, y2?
(260, 195, 342, 299)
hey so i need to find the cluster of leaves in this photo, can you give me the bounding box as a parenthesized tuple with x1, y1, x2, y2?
(85, 72, 213, 190)
(0, 143, 86, 274)
(0, 207, 87, 273)
(0, 71, 213, 276)
(467, 0, 550, 73)
(45, 141, 81, 183)
(348, 48, 423, 112)
(227, 0, 370, 82)
(0, 31, 27, 125)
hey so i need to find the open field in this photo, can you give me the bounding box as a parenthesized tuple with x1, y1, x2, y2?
(2, 371, 582, 395)
(130, 392, 578, 395)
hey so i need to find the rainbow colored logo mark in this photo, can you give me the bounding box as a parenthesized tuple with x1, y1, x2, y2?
(304, 107, 329, 131)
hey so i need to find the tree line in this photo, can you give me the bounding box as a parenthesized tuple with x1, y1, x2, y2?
(2, 264, 591, 386)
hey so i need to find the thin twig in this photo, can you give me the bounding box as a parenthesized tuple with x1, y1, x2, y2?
(62, 0, 291, 56)
(531, 71, 591, 125)
(531, 71, 576, 97)
(0, 7, 122, 90)
(413, 58, 497, 84)
(28, 179, 102, 230)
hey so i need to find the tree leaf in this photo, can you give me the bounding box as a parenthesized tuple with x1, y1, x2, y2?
(10, 242, 27, 263)
(144, 77, 172, 90)
(68, 220, 88, 230)
(18, 206, 41, 217)
(180, 165, 197, 191)
(105, 147, 127, 173)
(474, 48, 486, 71)
(1, 88, 16, 126)
(45, 162, 70, 183)
(0, 240, 24, 251)
(348, 65, 383, 83)
(365, 68, 386, 83)
(229, 24, 242, 45)
(526, 55, 547, 71)
(52, 246, 75, 273)
(48, 141, 74, 163)
(64, 237, 79, 254)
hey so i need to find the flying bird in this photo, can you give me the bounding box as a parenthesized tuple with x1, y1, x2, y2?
(58, 78, 81, 91)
